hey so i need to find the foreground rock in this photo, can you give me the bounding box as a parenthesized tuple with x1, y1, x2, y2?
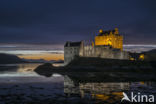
(34, 63, 56, 77)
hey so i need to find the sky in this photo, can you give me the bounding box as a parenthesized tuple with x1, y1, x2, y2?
(0, 0, 156, 60)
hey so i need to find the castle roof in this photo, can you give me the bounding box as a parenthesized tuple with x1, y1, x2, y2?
(64, 41, 82, 47)
(98, 28, 120, 36)
(98, 30, 114, 36)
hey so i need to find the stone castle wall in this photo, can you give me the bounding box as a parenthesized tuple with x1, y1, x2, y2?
(83, 45, 129, 60)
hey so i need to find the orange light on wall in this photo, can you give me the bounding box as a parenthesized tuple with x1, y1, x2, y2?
(107, 39, 112, 46)
(139, 54, 145, 60)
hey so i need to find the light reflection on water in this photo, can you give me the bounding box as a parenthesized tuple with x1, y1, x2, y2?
(0, 64, 155, 103)
(64, 75, 156, 103)
(0, 63, 41, 77)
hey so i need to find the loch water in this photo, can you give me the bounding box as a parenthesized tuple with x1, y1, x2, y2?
(0, 64, 156, 104)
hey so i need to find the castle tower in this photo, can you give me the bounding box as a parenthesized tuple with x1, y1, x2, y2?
(94, 28, 123, 50)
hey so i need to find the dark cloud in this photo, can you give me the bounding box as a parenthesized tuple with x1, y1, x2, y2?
(0, 0, 155, 44)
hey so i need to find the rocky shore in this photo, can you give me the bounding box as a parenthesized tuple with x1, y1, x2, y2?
(34, 57, 156, 81)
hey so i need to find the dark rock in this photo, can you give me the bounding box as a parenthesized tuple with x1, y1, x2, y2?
(34, 63, 55, 77)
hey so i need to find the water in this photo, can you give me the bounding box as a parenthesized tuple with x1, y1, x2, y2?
(0, 63, 41, 77)
(0, 64, 156, 104)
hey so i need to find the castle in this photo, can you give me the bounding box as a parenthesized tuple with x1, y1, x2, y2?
(64, 28, 129, 64)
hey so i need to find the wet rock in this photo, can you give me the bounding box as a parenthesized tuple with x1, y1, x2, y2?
(34, 63, 55, 77)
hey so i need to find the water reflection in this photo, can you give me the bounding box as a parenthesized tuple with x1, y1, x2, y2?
(17, 63, 41, 72)
(0, 64, 155, 103)
(63, 75, 156, 103)
(64, 75, 129, 103)
(0, 63, 41, 76)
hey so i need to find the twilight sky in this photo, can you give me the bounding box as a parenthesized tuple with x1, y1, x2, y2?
(0, 0, 156, 60)
(0, 0, 156, 44)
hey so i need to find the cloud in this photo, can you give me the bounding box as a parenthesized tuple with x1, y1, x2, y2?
(0, 44, 63, 50)
(124, 44, 156, 53)
(0, 0, 155, 44)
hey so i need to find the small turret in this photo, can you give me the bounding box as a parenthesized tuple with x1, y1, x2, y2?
(99, 29, 103, 33)
(114, 28, 119, 34)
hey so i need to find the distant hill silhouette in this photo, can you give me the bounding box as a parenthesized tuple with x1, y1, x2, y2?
(143, 49, 156, 61)
(0, 53, 26, 64)
(144, 49, 156, 53)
